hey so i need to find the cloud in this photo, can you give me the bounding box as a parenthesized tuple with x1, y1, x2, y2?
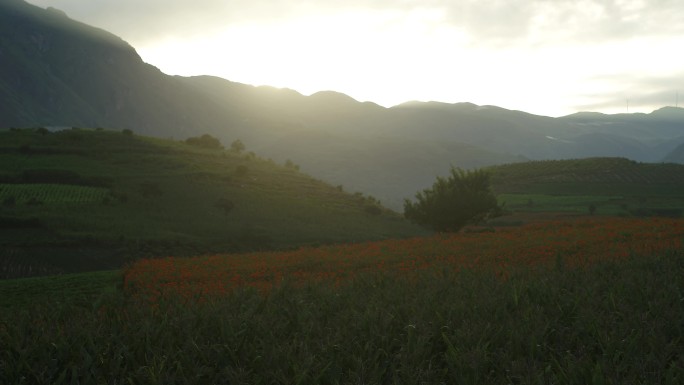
(425, 0, 684, 46)
(25, 0, 308, 42)
(26, 0, 684, 47)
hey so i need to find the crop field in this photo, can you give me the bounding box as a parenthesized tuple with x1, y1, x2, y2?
(124, 217, 684, 302)
(2, 217, 684, 384)
(0, 183, 110, 205)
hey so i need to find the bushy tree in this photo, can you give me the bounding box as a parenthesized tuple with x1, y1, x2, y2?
(404, 167, 502, 232)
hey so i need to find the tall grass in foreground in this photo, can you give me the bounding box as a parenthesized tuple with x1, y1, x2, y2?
(2, 218, 684, 384)
(1, 256, 682, 383)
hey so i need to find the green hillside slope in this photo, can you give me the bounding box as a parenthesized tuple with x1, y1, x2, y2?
(486, 157, 684, 217)
(0, 128, 426, 279)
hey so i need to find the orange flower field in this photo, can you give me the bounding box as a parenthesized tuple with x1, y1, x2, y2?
(124, 217, 684, 303)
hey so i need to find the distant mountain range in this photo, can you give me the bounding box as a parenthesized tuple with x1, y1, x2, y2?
(2, 0, 684, 209)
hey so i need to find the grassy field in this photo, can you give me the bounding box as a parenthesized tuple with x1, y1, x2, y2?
(498, 193, 684, 217)
(2, 217, 683, 384)
(4, 130, 684, 279)
(0, 270, 120, 309)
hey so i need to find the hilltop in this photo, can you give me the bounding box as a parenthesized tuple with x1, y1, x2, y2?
(0, 128, 426, 279)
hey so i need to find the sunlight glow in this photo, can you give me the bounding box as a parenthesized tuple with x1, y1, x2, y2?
(136, 8, 683, 117)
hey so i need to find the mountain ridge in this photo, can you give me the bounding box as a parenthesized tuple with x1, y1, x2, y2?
(2, 0, 684, 209)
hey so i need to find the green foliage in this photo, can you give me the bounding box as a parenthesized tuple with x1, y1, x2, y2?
(185, 134, 223, 149)
(404, 167, 502, 231)
(121, 128, 134, 136)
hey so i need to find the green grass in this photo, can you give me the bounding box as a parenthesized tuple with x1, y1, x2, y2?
(0, 270, 121, 309)
(1, 252, 683, 384)
(486, 158, 684, 218)
(500, 193, 622, 212)
(489, 157, 684, 185)
(499, 193, 684, 216)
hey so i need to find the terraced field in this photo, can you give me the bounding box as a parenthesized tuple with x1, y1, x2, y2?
(0, 183, 110, 204)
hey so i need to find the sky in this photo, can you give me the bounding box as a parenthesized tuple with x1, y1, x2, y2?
(26, 0, 684, 117)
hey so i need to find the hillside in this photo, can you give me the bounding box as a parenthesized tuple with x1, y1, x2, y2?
(488, 157, 684, 194)
(0, 128, 426, 279)
(4, 0, 684, 210)
(485, 157, 684, 218)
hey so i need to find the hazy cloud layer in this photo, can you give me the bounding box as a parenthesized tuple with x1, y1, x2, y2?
(26, 0, 684, 44)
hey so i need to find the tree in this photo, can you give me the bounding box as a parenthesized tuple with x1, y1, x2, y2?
(230, 139, 245, 154)
(403, 167, 502, 232)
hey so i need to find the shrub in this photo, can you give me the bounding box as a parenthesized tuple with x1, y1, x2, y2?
(404, 167, 503, 232)
(185, 134, 223, 149)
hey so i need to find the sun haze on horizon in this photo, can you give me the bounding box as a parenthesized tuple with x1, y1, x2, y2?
(24, 0, 684, 117)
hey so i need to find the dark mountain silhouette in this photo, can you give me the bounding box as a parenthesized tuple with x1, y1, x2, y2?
(2, 0, 684, 208)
